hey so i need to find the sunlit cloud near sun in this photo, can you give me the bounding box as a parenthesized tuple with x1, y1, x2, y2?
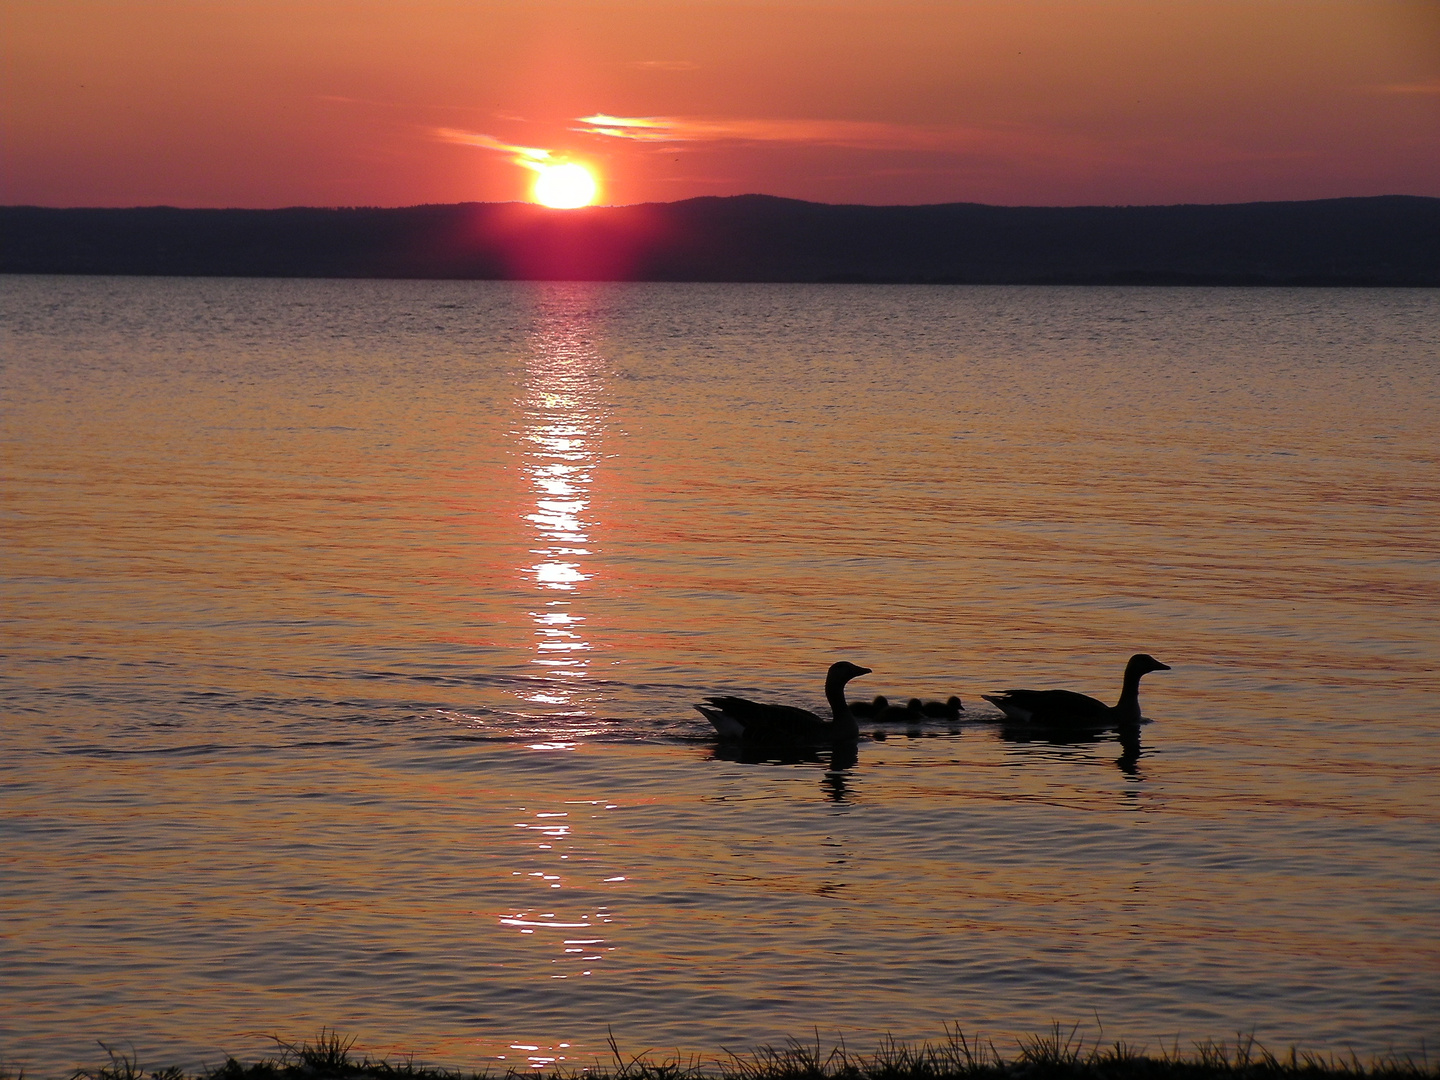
(434, 128, 598, 207)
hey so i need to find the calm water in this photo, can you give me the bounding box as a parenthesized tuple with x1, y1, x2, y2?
(2, 277, 1437, 1077)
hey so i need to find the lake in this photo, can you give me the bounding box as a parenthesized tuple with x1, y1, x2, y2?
(2, 277, 1437, 1077)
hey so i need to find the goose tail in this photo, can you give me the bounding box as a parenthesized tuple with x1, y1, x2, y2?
(695, 703, 746, 741)
(981, 693, 1030, 722)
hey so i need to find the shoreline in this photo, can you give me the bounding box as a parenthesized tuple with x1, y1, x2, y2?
(14, 1029, 1435, 1080)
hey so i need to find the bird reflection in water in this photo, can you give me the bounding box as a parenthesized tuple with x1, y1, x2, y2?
(823, 741, 858, 802)
(516, 289, 611, 728)
(710, 740, 859, 802)
(1116, 724, 1142, 777)
(999, 720, 1148, 778)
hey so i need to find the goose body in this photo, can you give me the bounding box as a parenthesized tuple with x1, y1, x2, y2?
(697, 661, 871, 744)
(982, 654, 1170, 727)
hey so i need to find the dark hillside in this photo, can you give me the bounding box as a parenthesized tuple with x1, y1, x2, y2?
(3, 195, 1436, 284)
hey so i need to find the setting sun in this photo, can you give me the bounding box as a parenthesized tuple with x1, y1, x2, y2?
(532, 163, 598, 209)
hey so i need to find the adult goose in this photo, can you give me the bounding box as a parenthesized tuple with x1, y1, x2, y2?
(697, 661, 872, 744)
(982, 654, 1170, 727)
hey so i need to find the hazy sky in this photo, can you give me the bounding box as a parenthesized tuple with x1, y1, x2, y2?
(4, 0, 1438, 207)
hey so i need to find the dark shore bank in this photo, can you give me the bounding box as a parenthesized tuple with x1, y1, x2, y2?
(3, 195, 1437, 285)
(19, 1030, 1436, 1080)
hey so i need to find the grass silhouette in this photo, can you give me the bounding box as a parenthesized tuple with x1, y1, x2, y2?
(8, 1026, 1431, 1080)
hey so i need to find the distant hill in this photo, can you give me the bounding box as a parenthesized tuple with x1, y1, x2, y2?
(3, 195, 1437, 285)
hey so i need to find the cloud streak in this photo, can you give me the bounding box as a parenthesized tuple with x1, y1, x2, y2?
(434, 127, 555, 172)
(572, 114, 974, 151)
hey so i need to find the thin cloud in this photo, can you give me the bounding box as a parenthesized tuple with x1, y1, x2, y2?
(629, 60, 699, 71)
(433, 128, 554, 172)
(567, 114, 1334, 188)
(570, 114, 1328, 174)
(573, 114, 968, 151)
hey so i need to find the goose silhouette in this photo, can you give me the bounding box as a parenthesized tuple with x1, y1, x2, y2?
(697, 661, 871, 743)
(982, 654, 1170, 726)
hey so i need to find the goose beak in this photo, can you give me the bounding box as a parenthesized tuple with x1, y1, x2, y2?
(1154, 660, 1171, 670)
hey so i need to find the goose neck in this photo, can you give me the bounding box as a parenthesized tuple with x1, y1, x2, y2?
(1114, 668, 1145, 723)
(824, 679, 860, 738)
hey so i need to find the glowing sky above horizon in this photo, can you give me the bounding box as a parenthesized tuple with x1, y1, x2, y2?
(4, 0, 1438, 209)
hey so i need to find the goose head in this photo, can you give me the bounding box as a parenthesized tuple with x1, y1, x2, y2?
(1126, 654, 1171, 678)
(825, 661, 873, 693)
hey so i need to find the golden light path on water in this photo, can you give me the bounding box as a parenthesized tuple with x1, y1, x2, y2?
(503, 293, 621, 1068)
(517, 295, 608, 729)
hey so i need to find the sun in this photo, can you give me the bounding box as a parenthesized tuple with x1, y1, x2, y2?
(532, 162, 598, 209)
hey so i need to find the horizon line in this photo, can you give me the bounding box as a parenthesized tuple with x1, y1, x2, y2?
(5, 192, 1439, 214)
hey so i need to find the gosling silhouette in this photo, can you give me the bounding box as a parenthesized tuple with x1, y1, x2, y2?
(859, 695, 963, 721)
(982, 654, 1170, 726)
(847, 694, 889, 719)
(874, 697, 925, 722)
(921, 695, 964, 718)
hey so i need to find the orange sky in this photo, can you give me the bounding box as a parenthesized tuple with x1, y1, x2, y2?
(3, 0, 1437, 207)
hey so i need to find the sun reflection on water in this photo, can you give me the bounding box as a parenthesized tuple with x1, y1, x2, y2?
(497, 799, 624, 1072)
(501, 340, 631, 1066)
(515, 290, 612, 722)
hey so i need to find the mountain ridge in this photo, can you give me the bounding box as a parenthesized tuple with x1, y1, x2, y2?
(4, 194, 1436, 285)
